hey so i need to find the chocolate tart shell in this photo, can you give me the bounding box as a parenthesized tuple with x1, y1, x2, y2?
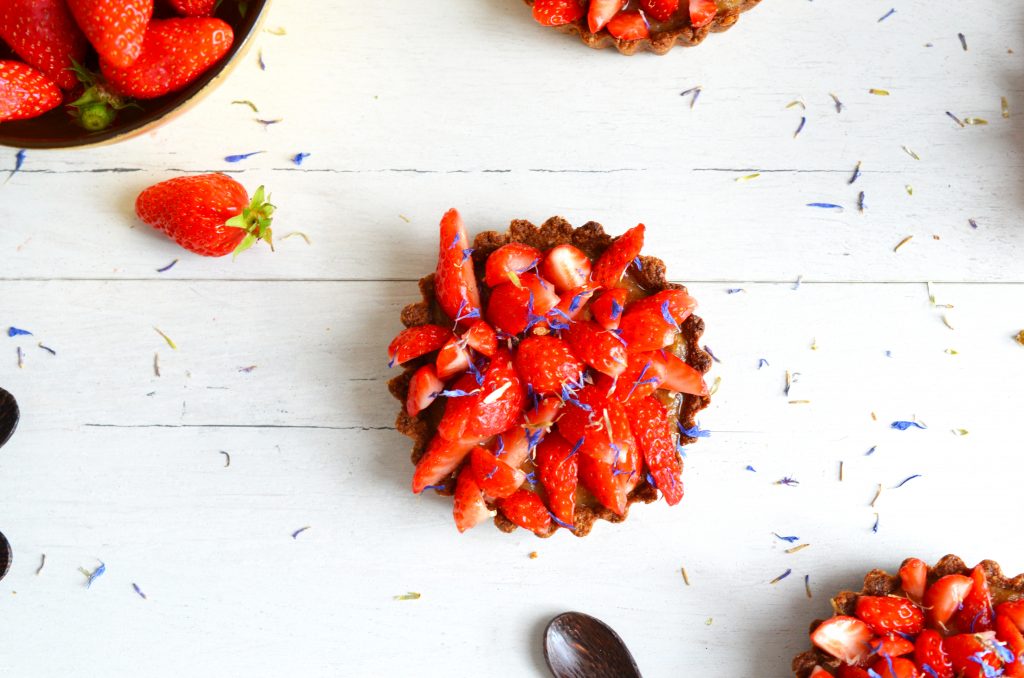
(387, 216, 712, 537)
(792, 554, 1024, 677)
(522, 0, 762, 56)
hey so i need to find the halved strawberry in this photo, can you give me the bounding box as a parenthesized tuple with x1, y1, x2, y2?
(996, 614, 1024, 677)
(532, 0, 585, 26)
(874, 634, 916, 658)
(639, 0, 679, 22)
(577, 443, 629, 516)
(811, 616, 873, 665)
(626, 395, 683, 505)
(944, 633, 1003, 678)
(688, 0, 717, 28)
(552, 283, 600, 322)
(437, 351, 524, 440)
(592, 224, 644, 288)
(514, 335, 585, 396)
(435, 208, 481, 324)
(870, 657, 920, 678)
(436, 337, 471, 379)
(924, 575, 974, 629)
(543, 244, 592, 293)
(407, 364, 444, 416)
(453, 469, 491, 533)
(484, 242, 542, 287)
(626, 289, 698, 326)
(565, 320, 628, 378)
(855, 596, 925, 636)
(652, 351, 708, 396)
(837, 667, 872, 678)
(470, 447, 526, 499)
(557, 383, 635, 465)
(535, 432, 578, 527)
(953, 566, 995, 633)
(606, 10, 649, 40)
(524, 396, 565, 430)
(914, 629, 953, 678)
(590, 288, 629, 331)
(809, 667, 831, 678)
(499, 490, 553, 535)
(388, 325, 452, 367)
(610, 352, 666, 402)
(464, 321, 498, 357)
(486, 273, 559, 336)
(996, 601, 1024, 633)
(899, 558, 928, 602)
(412, 434, 481, 493)
(588, 0, 625, 33)
(617, 306, 678, 353)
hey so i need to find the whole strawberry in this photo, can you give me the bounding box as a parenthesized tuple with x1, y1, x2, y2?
(168, 0, 216, 17)
(0, 60, 62, 122)
(67, 0, 154, 68)
(101, 17, 233, 99)
(135, 174, 274, 257)
(0, 0, 88, 90)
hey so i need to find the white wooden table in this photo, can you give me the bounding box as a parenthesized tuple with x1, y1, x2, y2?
(1, 1, 1023, 675)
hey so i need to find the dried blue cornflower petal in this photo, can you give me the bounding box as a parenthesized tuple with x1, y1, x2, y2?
(291, 152, 310, 166)
(461, 248, 475, 262)
(858, 191, 866, 213)
(990, 640, 1015, 664)
(891, 420, 927, 430)
(773, 533, 799, 543)
(746, 465, 756, 472)
(921, 664, 939, 678)
(757, 358, 769, 369)
(84, 561, 106, 588)
(421, 484, 447, 493)
(679, 421, 710, 438)
(438, 388, 479, 398)
(291, 526, 311, 539)
(566, 437, 584, 461)
(969, 218, 979, 230)
(256, 118, 282, 128)
(793, 275, 803, 290)
(660, 301, 676, 327)
(156, 259, 178, 273)
(568, 290, 588, 313)
(830, 92, 844, 113)
(726, 288, 744, 294)
(633, 256, 643, 271)
(878, 8, 895, 21)
(946, 111, 966, 128)
(958, 33, 967, 51)
(609, 299, 623, 319)
(703, 345, 721, 363)
(6, 148, 26, 183)
(769, 569, 792, 584)
(775, 476, 800, 486)
(257, 49, 266, 70)
(872, 513, 880, 533)
(7, 326, 32, 337)
(893, 474, 923, 488)
(224, 151, 264, 163)
(550, 514, 575, 530)
(37, 343, 56, 356)
(132, 583, 147, 599)
(793, 116, 806, 139)
(866, 445, 877, 456)
(807, 202, 844, 211)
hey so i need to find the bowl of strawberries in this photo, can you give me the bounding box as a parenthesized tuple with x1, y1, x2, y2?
(0, 0, 269, 148)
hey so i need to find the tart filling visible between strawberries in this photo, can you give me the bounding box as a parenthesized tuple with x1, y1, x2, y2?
(387, 209, 712, 538)
(793, 554, 1024, 678)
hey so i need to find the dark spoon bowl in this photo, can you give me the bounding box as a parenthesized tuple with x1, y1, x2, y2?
(0, 0, 270, 149)
(0, 530, 10, 582)
(0, 387, 17, 449)
(544, 612, 643, 678)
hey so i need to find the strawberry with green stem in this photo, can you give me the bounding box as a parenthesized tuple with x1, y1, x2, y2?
(66, 61, 137, 131)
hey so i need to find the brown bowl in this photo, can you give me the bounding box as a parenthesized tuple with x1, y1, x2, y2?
(0, 0, 270, 149)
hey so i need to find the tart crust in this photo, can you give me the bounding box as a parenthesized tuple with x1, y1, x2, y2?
(522, 0, 763, 55)
(387, 216, 712, 537)
(791, 554, 1024, 677)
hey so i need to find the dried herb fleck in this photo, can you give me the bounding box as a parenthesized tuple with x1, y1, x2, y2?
(770, 569, 792, 584)
(394, 592, 421, 601)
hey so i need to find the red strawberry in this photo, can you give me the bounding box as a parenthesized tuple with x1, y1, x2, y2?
(436, 337, 470, 379)
(590, 288, 629, 330)
(406, 364, 444, 416)
(914, 629, 953, 678)
(809, 667, 831, 678)
(534, 432, 578, 527)
(532, 0, 585, 26)
(412, 434, 481, 493)
(168, 0, 216, 16)
(924, 575, 974, 629)
(874, 634, 916, 658)
(485, 274, 558, 336)
(592, 224, 644, 288)
(626, 395, 683, 505)
(0, 60, 61, 122)
(610, 352, 666, 402)
(498, 490, 552, 535)
(606, 10, 649, 40)
(453, 469, 491, 533)
(624, 288, 697, 327)
(525, 395, 564, 430)
(837, 667, 872, 678)
(67, 0, 153, 68)
(811, 616, 873, 665)
(855, 596, 925, 636)
(587, 0, 624, 33)
(900, 558, 928, 602)
(101, 17, 233, 99)
(437, 351, 524, 440)
(470, 447, 526, 499)
(653, 351, 708, 395)
(557, 382, 635, 465)
(434, 208, 482, 325)
(0, 0, 87, 90)
(953, 566, 995, 633)
(565, 320, 628, 378)
(484, 242, 542, 287)
(135, 174, 273, 257)
(996, 602, 1024, 633)
(688, 0, 717, 28)
(870, 657, 919, 678)
(577, 440, 633, 516)
(387, 324, 451, 367)
(542, 244, 592, 293)
(639, 0, 679, 22)
(944, 633, 1003, 678)
(551, 283, 600, 322)
(996, 614, 1024, 677)
(618, 306, 677, 353)
(464, 321, 498, 357)
(513, 335, 584, 396)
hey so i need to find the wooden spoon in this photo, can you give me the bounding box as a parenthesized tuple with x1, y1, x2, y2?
(544, 612, 643, 678)
(0, 387, 18, 449)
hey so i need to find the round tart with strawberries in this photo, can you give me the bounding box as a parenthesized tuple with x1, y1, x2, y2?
(793, 555, 1024, 678)
(526, 0, 761, 55)
(387, 209, 712, 537)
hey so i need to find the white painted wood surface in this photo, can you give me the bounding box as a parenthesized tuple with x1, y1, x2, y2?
(1, 1, 1023, 676)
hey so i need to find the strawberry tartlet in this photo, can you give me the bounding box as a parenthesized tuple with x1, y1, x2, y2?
(793, 555, 1024, 678)
(387, 210, 712, 537)
(525, 0, 761, 55)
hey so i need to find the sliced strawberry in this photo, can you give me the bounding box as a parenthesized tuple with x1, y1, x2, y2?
(945, 633, 1003, 678)
(855, 596, 925, 636)
(535, 432, 578, 527)
(811, 616, 873, 665)
(652, 351, 708, 396)
(590, 288, 629, 331)
(610, 352, 667, 402)
(542, 244, 592, 293)
(464, 321, 498, 357)
(412, 434, 481, 493)
(914, 629, 953, 678)
(900, 558, 928, 602)
(388, 324, 452, 366)
(588, 0, 625, 33)
(498, 490, 553, 535)
(626, 289, 698, 326)
(525, 396, 564, 430)
(837, 667, 872, 678)
(809, 667, 831, 678)
(453, 469, 491, 533)
(532, 0, 585, 26)
(996, 614, 1024, 677)
(639, 0, 679, 22)
(592, 224, 644, 288)
(437, 351, 524, 440)
(551, 283, 600, 322)
(874, 634, 916, 658)
(407, 364, 444, 416)
(470, 447, 526, 499)
(953, 566, 995, 633)
(484, 242, 542, 287)
(486, 273, 559, 336)
(557, 383, 635, 465)
(606, 10, 649, 40)
(565, 320, 628, 378)
(924, 575, 974, 629)
(626, 395, 683, 505)
(495, 426, 531, 468)
(996, 601, 1024, 633)
(435, 208, 481, 324)
(436, 337, 471, 379)
(688, 0, 717, 28)
(617, 306, 677, 353)
(870, 657, 920, 678)
(577, 445, 628, 516)
(514, 335, 585, 396)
